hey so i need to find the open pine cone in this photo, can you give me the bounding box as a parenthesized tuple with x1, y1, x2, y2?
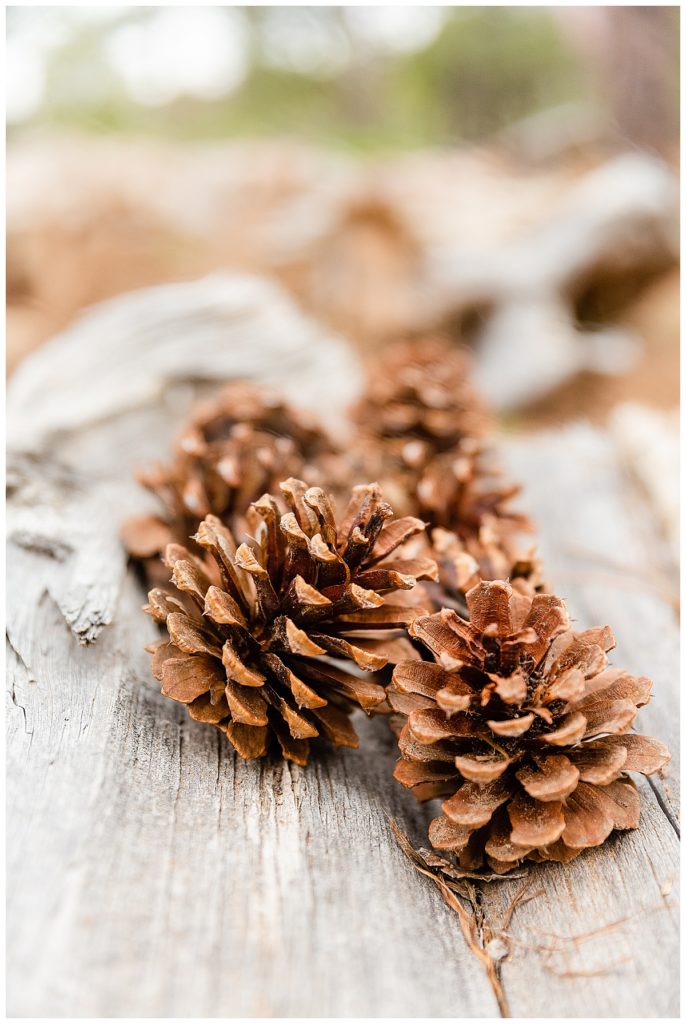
(388, 580, 670, 873)
(427, 520, 547, 613)
(355, 335, 488, 448)
(121, 382, 336, 581)
(353, 337, 486, 514)
(353, 336, 528, 539)
(417, 442, 532, 539)
(145, 478, 437, 765)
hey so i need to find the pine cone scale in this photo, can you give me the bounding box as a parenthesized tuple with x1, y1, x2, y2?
(225, 679, 269, 727)
(516, 754, 580, 801)
(160, 654, 220, 704)
(508, 792, 565, 846)
(601, 733, 670, 774)
(443, 778, 513, 827)
(453, 752, 511, 782)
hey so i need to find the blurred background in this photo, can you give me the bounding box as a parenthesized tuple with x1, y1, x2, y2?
(5, 6, 679, 151)
(6, 14, 681, 1017)
(6, 5, 679, 430)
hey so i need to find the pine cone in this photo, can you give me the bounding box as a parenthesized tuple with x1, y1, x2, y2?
(416, 441, 532, 538)
(354, 337, 488, 514)
(353, 336, 527, 538)
(145, 478, 437, 765)
(121, 382, 336, 583)
(388, 580, 670, 873)
(356, 336, 487, 445)
(427, 520, 547, 613)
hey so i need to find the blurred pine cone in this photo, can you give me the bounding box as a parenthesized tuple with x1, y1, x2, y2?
(353, 336, 527, 539)
(388, 580, 669, 872)
(415, 440, 530, 539)
(426, 520, 547, 614)
(146, 478, 437, 764)
(356, 336, 486, 440)
(354, 336, 486, 510)
(121, 381, 337, 582)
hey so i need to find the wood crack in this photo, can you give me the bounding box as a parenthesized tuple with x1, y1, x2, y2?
(7, 300, 678, 1016)
(8, 684, 34, 742)
(646, 775, 680, 838)
(6, 630, 34, 681)
(391, 819, 512, 1016)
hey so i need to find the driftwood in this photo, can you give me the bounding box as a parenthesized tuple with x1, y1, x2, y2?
(427, 153, 678, 409)
(10, 140, 677, 414)
(7, 277, 679, 1016)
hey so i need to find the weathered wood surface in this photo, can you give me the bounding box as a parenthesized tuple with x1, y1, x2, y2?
(491, 425, 679, 1018)
(7, 279, 679, 1017)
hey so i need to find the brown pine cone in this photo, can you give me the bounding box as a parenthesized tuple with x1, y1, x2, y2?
(145, 478, 437, 765)
(121, 381, 337, 581)
(388, 580, 670, 873)
(414, 440, 531, 538)
(356, 335, 487, 442)
(353, 336, 527, 538)
(352, 336, 485, 512)
(427, 520, 547, 613)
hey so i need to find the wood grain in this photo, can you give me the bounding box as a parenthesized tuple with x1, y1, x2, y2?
(6, 281, 679, 1016)
(502, 424, 679, 817)
(486, 426, 680, 1018)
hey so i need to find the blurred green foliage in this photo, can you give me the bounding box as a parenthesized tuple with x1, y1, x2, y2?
(9, 7, 590, 151)
(8, 6, 678, 154)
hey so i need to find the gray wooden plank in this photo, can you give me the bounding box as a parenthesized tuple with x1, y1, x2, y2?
(501, 424, 679, 816)
(6, 541, 500, 1017)
(470, 424, 680, 1018)
(7, 283, 679, 1018)
(480, 788, 678, 1019)
(6, 285, 500, 1018)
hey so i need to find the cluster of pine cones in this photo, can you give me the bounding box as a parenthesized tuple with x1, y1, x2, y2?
(123, 336, 668, 875)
